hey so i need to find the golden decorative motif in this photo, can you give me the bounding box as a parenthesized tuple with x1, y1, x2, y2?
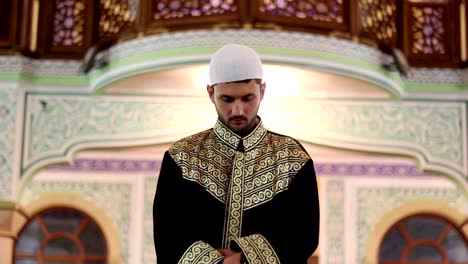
(169, 119, 310, 248)
(223, 151, 245, 248)
(178, 241, 224, 264)
(170, 120, 309, 208)
(213, 120, 241, 149)
(234, 234, 280, 263)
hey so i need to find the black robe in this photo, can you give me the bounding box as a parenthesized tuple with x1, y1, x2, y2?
(153, 119, 320, 264)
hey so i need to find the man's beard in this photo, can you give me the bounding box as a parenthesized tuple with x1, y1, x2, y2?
(218, 115, 258, 137)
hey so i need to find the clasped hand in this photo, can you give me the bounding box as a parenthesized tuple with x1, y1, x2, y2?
(217, 249, 242, 264)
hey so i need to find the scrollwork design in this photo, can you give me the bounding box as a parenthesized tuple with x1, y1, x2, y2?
(279, 102, 464, 167)
(27, 96, 206, 163)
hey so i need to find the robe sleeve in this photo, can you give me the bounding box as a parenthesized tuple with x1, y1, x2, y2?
(153, 151, 224, 264)
(231, 160, 320, 263)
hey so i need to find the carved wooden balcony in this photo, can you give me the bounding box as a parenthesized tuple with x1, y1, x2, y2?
(1, 0, 466, 68)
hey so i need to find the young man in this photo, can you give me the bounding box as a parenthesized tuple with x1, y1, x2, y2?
(153, 44, 319, 264)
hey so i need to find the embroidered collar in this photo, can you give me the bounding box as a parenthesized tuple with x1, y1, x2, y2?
(213, 118, 267, 151)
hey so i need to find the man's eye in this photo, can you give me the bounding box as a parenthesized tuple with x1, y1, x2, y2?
(242, 95, 254, 102)
(221, 97, 233, 102)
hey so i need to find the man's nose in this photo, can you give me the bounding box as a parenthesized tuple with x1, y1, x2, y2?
(232, 101, 244, 116)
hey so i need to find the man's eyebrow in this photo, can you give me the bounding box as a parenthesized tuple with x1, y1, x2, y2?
(219, 93, 255, 97)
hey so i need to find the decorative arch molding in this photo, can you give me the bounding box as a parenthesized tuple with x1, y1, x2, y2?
(90, 29, 402, 97)
(19, 193, 121, 264)
(365, 200, 468, 264)
(88, 29, 468, 98)
(1, 30, 468, 96)
(15, 92, 467, 197)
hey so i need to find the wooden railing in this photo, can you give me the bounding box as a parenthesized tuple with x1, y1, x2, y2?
(1, 0, 465, 68)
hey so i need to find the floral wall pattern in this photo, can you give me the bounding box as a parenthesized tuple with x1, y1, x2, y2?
(22, 94, 466, 185)
(143, 176, 157, 264)
(0, 85, 16, 200)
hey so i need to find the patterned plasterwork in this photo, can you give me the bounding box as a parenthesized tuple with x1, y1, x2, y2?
(323, 177, 467, 264)
(408, 68, 468, 85)
(0, 56, 82, 76)
(0, 84, 17, 200)
(355, 183, 466, 264)
(45, 158, 444, 178)
(143, 176, 158, 264)
(49, 158, 162, 172)
(20, 180, 132, 263)
(315, 162, 432, 177)
(20, 95, 467, 188)
(49, 158, 433, 178)
(21, 94, 215, 181)
(261, 100, 467, 181)
(325, 180, 345, 264)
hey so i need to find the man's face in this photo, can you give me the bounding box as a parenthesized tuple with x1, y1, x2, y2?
(208, 80, 266, 136)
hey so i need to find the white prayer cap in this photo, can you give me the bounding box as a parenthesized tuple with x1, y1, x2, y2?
(209, 44, 263, 85)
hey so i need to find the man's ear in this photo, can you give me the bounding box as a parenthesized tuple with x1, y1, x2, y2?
(260, 82, 266, 100)
(207, 85, 215, 103)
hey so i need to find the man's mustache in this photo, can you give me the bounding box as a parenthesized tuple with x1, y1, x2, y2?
(229, 116, 247, 121)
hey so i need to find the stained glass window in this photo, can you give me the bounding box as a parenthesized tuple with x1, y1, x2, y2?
(379, 214, 468, 264)
(14, 208, 107, 263)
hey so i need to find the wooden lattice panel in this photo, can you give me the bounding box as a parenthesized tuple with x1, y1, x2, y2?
(99, 0, 138, 37)
(256, 0, 346, 29)
(152, 0, 237, 20)
(52, 0, 86, 47)
(358, 0, 397, 45)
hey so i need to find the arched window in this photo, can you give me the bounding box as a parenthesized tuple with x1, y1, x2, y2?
(14, 207, 108, 264)
(379, 214, 468, 264)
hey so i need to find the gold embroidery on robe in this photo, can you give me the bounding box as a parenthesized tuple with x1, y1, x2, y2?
(234, 234, 281, 264)
(178, 241, 224, 264)
(168, 120, 309, 210)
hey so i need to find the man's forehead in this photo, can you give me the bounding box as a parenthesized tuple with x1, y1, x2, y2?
(213, 83, 260, 96)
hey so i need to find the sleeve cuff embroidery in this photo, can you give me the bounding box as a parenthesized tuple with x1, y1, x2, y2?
(233, 234, 281, 264)
(178, 241, 224, 264)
